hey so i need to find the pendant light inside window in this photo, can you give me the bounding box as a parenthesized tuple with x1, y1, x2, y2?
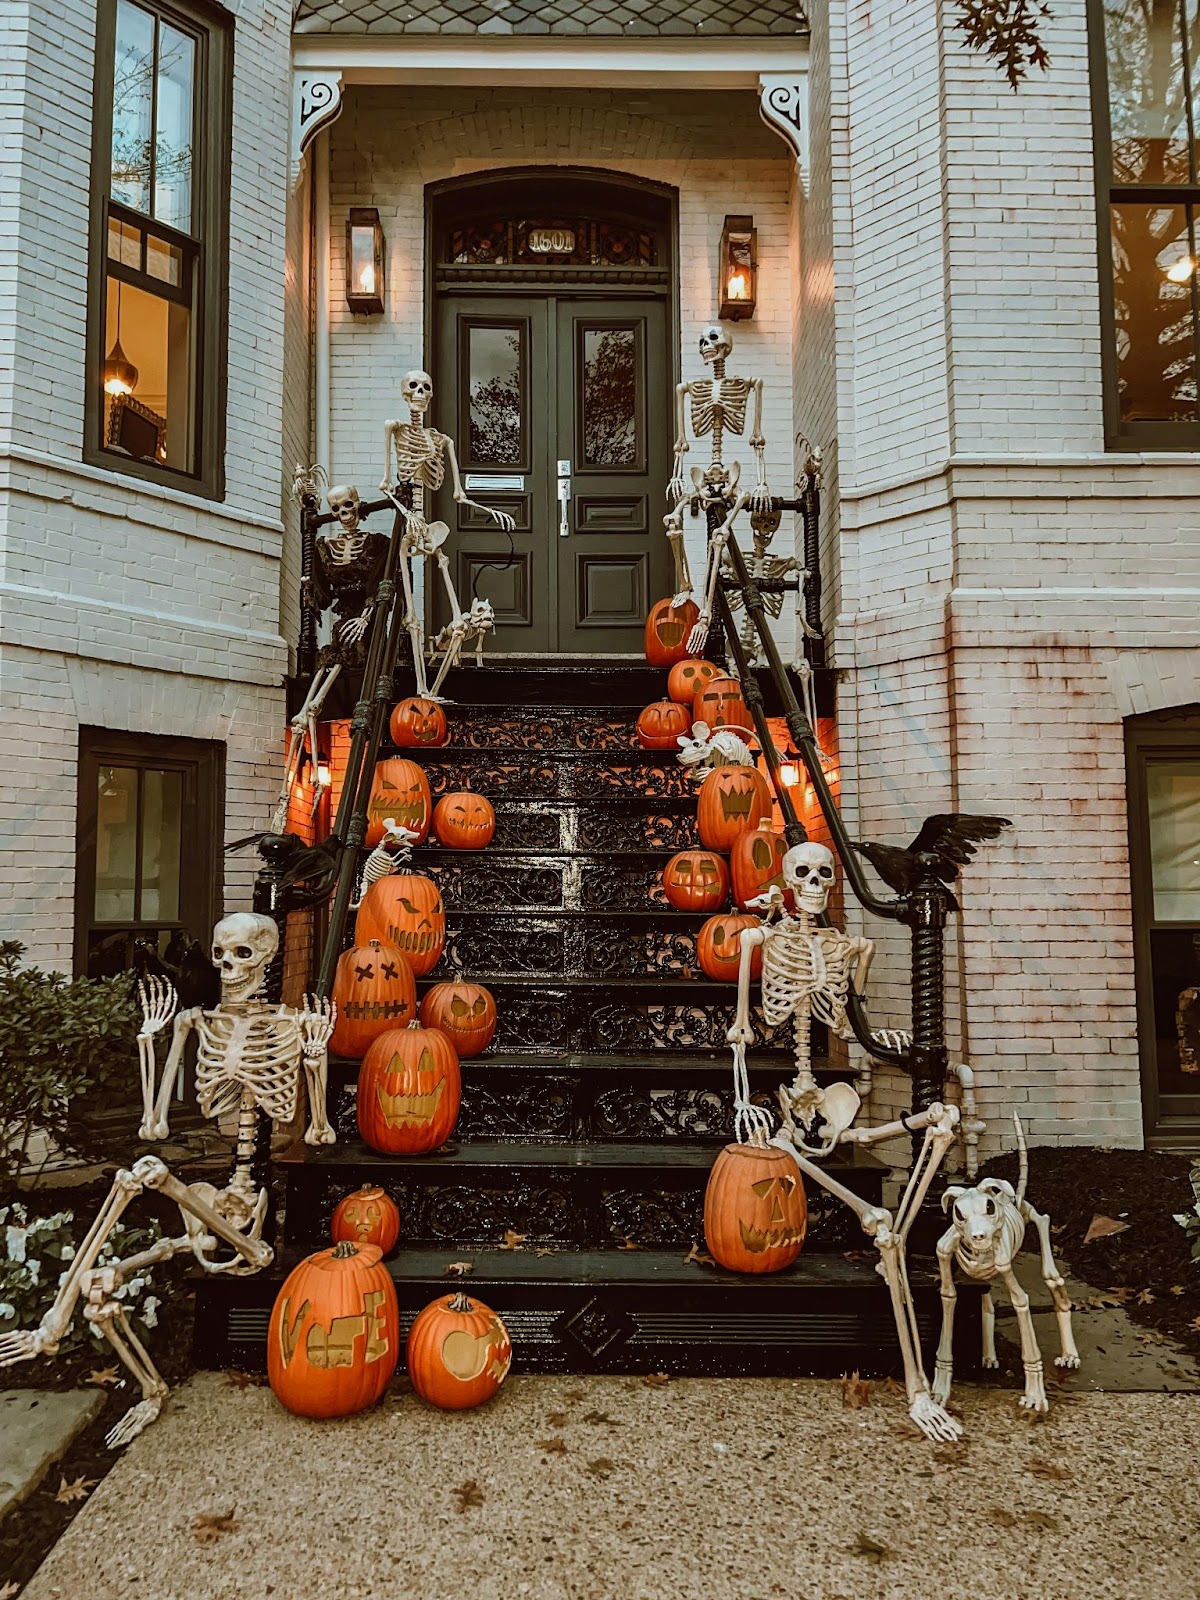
(103, 281, 139, 397)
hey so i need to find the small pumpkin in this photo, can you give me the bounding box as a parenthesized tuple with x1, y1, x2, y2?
(406, 1289, 512, 1411)
(390, 696, 449, 748)
(693, 674, 750, 734)
(331, 1185, 401, 1255)
(697, 911, 763, 982)
(354, 872, 445, 978)
(661, 849, 730, 913)
(696, 763, 772, 852)
(730, 828, 794, 912)
(267, 1241, 400, 1417)
(703, 1142, 807, 1274)
(644, 596, 700, 668)
(365, 757, 431, 848)
(329, 939, 416, 1059)
(667, 658, 722, 705)
(433, 791, 496, 850)
(357, 1021, 461, 1154)
(635, 700, 692, 751)
(419, 980, 498, 1059)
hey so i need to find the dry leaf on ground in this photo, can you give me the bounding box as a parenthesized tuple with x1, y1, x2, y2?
(1170, 1285, 1186, 1296)
(582, 1409, 616, 1426)
(546, 1410, 568, 1426)
(1025, 1510, 1059, 1531)
(453, 1479, 485, 1512)
(987, 1507, 1018, 1528)
(225, 1370, 268, 1390)
(933, 1441, 966, 1466)
(585, 1458, 616, 1479)
(840, 1371, 872, 1410)
(565, 1387, 586, 1402)
(1190, 1315, 1200, 1333)
(535, 1248, 557, 1258)
(891, 1420, 928, 1441)
(499, 1230, 527, 1251)
(536, 1437, 568, 1453)
(1083, 1215, 1130, 1243)
(616, 1237, 645, 1251)
(192, 1510, 239, 1544)
(53, 1475, 97, 1505)
(883, 1377, 905, 1397)
(849, 1532, 890, 1563)
(444, 1261, 474, 1276)
(1027, 1457, 1072, 1481)
(642, 1372, 671, 1388)
(87, 1366, 120, 1387)
(1137, 1288, 1155, 1305)
(683, 1241, 714, 1266)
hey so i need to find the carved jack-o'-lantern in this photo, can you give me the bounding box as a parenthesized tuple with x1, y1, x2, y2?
(730, 828, 794, 912)
(390, 696, 449, 748)
(365, 758, 432, 848)
(644, 596, 701, 668)
(406, 1290, 512, 1411)
(696, 763, 772, 852)
(433, 791, 495, 850)
(331, 1185, 401, 1254)
(329, 939, 416, 1060)
(419, 981, 497, 1058)
(635, 700, 692, 751)
(697, 912, 763, 982)
(354, 873, 445, 978)
(693, 675, 750, 733)
(703, 1142, 807, 1274)
(357, 1022, 461, 1154)
(661, 849, 730, 913)
(667, 658, 722, 705)
(267, 1241, 400, 1417)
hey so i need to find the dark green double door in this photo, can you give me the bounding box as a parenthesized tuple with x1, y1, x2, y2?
(433, 295, 672, 654)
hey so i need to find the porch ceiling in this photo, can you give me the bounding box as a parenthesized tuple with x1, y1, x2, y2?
(292, 0, 808, 37)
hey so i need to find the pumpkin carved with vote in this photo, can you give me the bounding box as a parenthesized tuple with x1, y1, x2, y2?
(267, 1241, 400, 1417)
(354, 872, 445, 978)
(644, 596, 700, 668)
(703, 1142, 807, 1274)
(406, 1290, 512, 1411)
(357, 1022, 461, 1154)
(365, 758, 431, 849)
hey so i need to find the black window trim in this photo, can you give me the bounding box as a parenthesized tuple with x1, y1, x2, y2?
(84, 0, 232, 500)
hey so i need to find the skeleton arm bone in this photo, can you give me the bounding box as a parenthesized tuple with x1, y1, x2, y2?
(668, 382, 691, 501)
(443, 436, 516, 531)
(727, 923, 767, 1046)
(146, 1008, 200, 1141)
(381, 419, 400, 491)
(747, 378, 771, 509)
(299, 996, 337, 1145)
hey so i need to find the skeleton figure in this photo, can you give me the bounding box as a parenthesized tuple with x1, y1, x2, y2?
(0, 914, 335, 1448)
(352, 819, 419, 909)
(934, 1115, 1079, 1414)
(725, 506, 806, 668)
(381, 370, 513, 700)
(664, 326, 771, 652)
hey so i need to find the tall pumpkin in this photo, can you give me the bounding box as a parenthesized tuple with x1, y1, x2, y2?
(644, 596, 700, 667)
(357, 1021, 461, 1154)
(354, 872, 445, 978)
(635, 700, 692, 751)
(697, 912, 763, 982)
(389, 696, 449, 749)
(667, 658, 721, 706)
(365, 758, 432, 848)
(661, 849, 729, 913)
(331, 1186, 401, 1254)
(703, 1142, 807, 1274)
(696, 763, 772, 851)
(329, 940, 416, 1059)
(267, 1241, 400, 1417)
(693, 674, 751, 733)
(406, 1290, 512, 1411)
(433, 791, 495, 850)
(730, 828, 793, 912)
(419, 981, 498, 1059)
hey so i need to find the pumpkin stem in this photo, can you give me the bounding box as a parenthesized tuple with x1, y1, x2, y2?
(448, 1290, 474, 1313)
(332, 1240, 359, 1259)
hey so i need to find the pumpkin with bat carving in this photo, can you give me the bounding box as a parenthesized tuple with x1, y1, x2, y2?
(644, 596, 700, 668)
(354, 871, 445, 978)
(661, 849, 729, 913)
(635, 699, 692, 751)
(703, 1142, 807, 1274)
(696, 763, 771, 851)
(357, 1021, 461, 1154)
(389, 696, 449, 748)
(667, 657, 721, 706)
(331, 1185, 401, 1254)
(730, 828, 794, 912)
(267, 1241, 400, 1417)
(697, 912, 763, 982)
(364, 757, 432, 848)
(328, 939, 416, 1059)
(432, 791, 495, 849)
(406, 1289, 512, 1410)
(419, 980, 497, 1058)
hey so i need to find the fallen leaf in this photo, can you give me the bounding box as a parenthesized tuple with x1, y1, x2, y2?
(536, 1436, 568, 1454)
(585, 1458, 616, 1479)
(933, 1441, 966, 1466)
(499, 1230, 527, 1251)
(192, 1510, 238, 1544)
(53, 1475, 97, 1505)
(1137, 1288, 1155, 1305)
(849, 1532, 890, 1564)
(87, 1366, 120, 1387)
(535, 1248, 557, 1258)
(1084, 1215, 1130, 1243)
(642, 1372, 671, 1388)
(891, 1420, 927, 1441)
(987, 1507, 1018, 1528)
(0, 1580, 21, 1599)
(1170, 1285, 1185, 1296)
(1025, 1510, 1059, 1532)
(1137, 1328, 1167, 1345)
(546, 1410, 568, 1427)
(883, 1377, 905, 1397)
(616, 1237, 645, 1251)
(1050, 1222, 1066, 1235)
(565, 1387, 586, 1402)
(1190, 1315, 1200, 1333)
(842, 1250, 871, 1262)
(683, 1241, 714, 1266)
(453, 1479, 485, 1512)
(1103, 1285, 1135, 1303)
(443, 1261, 474, 1277)
(582, 1409, 616, 1426)
(840, 1371, 872, 1410)
(1027, 1457, 1072, 1481)
(225, 1370, 268, 1390)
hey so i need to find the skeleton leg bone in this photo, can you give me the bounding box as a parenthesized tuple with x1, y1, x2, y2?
(396, 540, 429, 698)
(688, 501, 743, 656)
(1026, 1202, 1080, 1370)
(981, 1289, 998, 1368)
(933, 1229, 958, 1405)
(88, 1298, 172, 1448)
(1000, 1263, 1050, 1412)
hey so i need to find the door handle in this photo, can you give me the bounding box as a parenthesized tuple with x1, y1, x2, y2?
(557, 465, 571, 538)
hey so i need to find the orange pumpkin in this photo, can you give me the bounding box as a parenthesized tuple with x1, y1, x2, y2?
(390, 696, 449, 748)
(661, 849, 730, 913)
(267, 1241, 399, 1417)
(365, 758, 431, 848)
(331, 1186, 401, 1254)
(667, 658, 722, 705)
(354, 872, 445, 978)
(419, 981, 498, 1058)
(329, 939, 416, 1059)
(696, 763, 772, 852)
(644, 596, 700, 667)
(730, 829, 794, 912)
(357, 1022, 461, 1154)
(635, 700, 692, 751)
(703, 1142, 807, 1274)
(406, 1290, 512, 1411)
(433, 791, 496, 850)
(693, 674, 751, 734)
(697, 912, 763, 982)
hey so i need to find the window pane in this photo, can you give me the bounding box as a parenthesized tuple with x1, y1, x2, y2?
(155, 22, 194, 232)
(111, 0, 154, 214)
(1147, 928, 1200, 1097)
(140, 769, 182, 920)
(1110, 202, 1198, 422)
(104, 273, 194, 470)
(467, 325, 523, 467)
(581, 326, 639, 467)
(146, 231, 183, 286)
(107, 215, 141, 269)
(1147, 759, 1200, 919)
(1104, 0, 1193, 183)
(95, 766, 140, 922)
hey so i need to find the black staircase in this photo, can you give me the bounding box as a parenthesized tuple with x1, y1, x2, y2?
(195, 664, 979, 1376)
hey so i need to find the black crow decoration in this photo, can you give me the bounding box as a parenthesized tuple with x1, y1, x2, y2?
(223, 830, 342, 902)
(132, 933, 220, 1010)
(853, 813, 1011, 909)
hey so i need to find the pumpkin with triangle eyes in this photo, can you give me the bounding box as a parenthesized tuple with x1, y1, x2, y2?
(390, 696, 449, 748)
(644, 596, 700, 667)
(419, 980, 498, 1058)
(357, 1021, 461, 1154)
(661, 849, 729, 913)
(354, 871, 445, 978)
(433, 791, 495, 849)
(365, 758, 431, 848)
(696, 911, 763, 982)
(329, 939, 417, 1059)
(635, 700, 692, 751)
(696, 763, 772, 852)
(667, 658, 722, 705)
(703, 1141, 807, 1274)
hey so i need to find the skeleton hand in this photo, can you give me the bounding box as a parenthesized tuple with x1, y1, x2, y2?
(340, 606, 373, 648)
(747, 885, 786, 918)
(137, 977, 177, 1039)
(686, 612, 711, 656)
(299, 995, 336, 1057)
(746, 482, 773, 515)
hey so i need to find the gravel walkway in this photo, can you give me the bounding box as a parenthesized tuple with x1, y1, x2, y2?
(17, 1372, 1200, 1600)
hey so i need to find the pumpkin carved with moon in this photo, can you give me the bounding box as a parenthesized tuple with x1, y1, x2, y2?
(406, 1290, 512, 1410)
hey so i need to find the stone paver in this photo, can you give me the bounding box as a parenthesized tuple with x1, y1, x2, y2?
(0, 1390, 103, 1522)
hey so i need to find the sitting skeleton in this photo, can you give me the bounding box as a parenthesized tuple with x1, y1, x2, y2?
(725, 506, 806, 669)
(933, 1115, 1079, 1414)
(0, 914, 336, 1448)
(380, 370, 512, 700)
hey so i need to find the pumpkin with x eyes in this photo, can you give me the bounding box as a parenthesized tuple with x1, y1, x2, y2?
(329, 939, 416, 1059)
(419, 980, 497, 1058)
(354, 873, 445, 978)
(703, 1142, 807, 1274)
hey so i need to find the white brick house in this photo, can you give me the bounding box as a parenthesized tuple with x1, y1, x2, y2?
(1, 0, 1197, 1152)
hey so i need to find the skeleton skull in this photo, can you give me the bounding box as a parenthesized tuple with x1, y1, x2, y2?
(699, 325, 733, 365)
(782, 842, 836, 916)
(327, 485, 361, 532)
(402, 370, 433, 415)
(211, 912, 279, 1004)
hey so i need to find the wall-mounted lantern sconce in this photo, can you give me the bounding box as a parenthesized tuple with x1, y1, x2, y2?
(346, 206, 385, 315)
(718, 213, 757, 321)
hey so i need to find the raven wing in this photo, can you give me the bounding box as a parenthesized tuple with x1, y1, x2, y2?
(908, 813, 1011, 876)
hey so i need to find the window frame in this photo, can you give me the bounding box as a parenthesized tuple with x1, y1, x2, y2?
(74, 727, 225, 979)
(84, 0, 232, 499)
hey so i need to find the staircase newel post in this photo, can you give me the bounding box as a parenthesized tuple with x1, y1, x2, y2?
(298, 488, 320, 681)
(705, 499, 728, 665)
(904, 863, 952, 1165)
